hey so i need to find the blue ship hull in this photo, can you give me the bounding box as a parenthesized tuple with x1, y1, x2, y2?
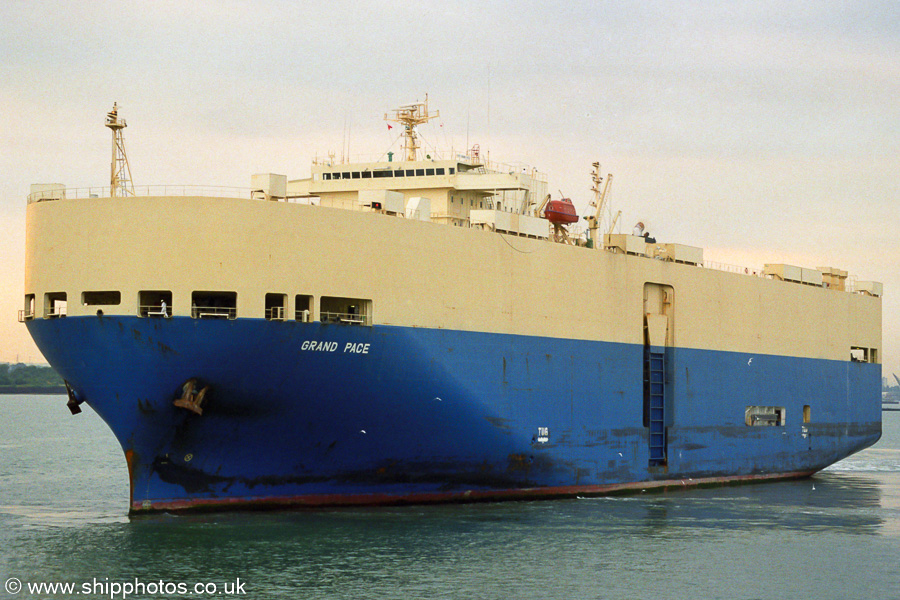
(27, 316, 881, 513)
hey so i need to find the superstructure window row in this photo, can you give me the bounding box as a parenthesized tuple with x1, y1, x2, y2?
(322, 167, 450, 180)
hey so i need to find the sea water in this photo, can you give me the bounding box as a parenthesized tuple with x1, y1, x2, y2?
(1, 395, 898, 600)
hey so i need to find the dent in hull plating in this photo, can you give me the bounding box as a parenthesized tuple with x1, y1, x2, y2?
(27, 316, 881, 513)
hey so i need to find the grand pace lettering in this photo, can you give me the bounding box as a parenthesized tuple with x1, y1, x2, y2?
(300, 340, 370, 354)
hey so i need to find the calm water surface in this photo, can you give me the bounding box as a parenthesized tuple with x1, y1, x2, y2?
(1, 396, 899, 600)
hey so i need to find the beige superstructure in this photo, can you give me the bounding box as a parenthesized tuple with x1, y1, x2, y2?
(289, 156, 548, 229)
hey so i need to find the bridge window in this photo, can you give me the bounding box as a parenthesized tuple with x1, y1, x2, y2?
(139, 291, 172, 317)
(265, 293, 286, 321)
(295, 295, 313, 322)
(192, 291, 237, 319)
(320, 296, 371, 326)
(44, 292, 67, 318)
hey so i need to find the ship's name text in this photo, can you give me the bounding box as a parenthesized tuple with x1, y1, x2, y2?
(300, 340, 370, 354)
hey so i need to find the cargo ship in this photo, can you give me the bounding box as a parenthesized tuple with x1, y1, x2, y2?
(20, 100, 883, 514)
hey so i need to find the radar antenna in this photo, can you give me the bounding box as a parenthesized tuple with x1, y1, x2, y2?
(105, 103, 135, 197)
(384, 94, 439, 161)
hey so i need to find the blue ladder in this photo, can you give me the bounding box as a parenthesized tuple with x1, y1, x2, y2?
(647, 351, 667, 466)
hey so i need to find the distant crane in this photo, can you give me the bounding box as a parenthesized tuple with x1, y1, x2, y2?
(885, 374, 900, 409)
(105, 103, 135, 197)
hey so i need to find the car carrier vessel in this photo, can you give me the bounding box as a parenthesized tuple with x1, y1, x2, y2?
(20, 100, 883, 513)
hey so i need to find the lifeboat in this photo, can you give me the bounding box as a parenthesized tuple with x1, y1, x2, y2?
(544, 198, 579, 225)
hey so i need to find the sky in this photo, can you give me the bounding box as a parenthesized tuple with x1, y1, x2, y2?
(1, 0, 898, 374)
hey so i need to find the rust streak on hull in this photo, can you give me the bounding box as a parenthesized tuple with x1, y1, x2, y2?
(130, 469, 817, 515)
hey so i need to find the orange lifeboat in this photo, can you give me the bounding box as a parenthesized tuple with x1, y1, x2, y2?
(544, 198, 579, 225)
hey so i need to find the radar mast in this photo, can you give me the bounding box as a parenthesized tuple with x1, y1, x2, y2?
(105, 103, 134, 197)
(586, 162, 613, 248)
(384, 94, 439, 161)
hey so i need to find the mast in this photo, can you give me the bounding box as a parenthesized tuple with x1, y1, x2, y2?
(384, 94, 439, 161)
(586, 162, 613, 248)
(105, 103, 134, 197)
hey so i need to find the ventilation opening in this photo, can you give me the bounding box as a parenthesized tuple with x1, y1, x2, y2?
(265, 293, 287, 321)
(139, 291, 172, 317)
(850, 346, 878, 364)
(44, 292, 67, 318)
(320, 296, 372, 325)
(82, 291, 121, 306)
(192, 291, 237, 319)
(295, 295, 313, 322)
(745, 406, 786, 427)
(19, 294, 35, 322)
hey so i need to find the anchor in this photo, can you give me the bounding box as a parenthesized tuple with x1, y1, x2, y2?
(64, 380, 84, 415)
(173, 378, 210, 416)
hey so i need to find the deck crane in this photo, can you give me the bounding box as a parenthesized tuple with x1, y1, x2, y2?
(584, 162, 613, 248)
(607, 210, 622, 235)
(533, 193, 552, 218)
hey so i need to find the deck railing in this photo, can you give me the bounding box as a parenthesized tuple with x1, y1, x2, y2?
(138, 304, 171, 318)
(191, 306, 236, 320)
(28, 185, 252, 203)
(320, 311, 370, 325)
(265, 306, 286, 321)
(702, 260, 765, 277)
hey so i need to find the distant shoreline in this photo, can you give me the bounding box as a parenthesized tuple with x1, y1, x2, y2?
(0, 386, 67, 395)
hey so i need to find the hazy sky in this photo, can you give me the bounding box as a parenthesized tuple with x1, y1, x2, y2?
(2, 1, 898, 373)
